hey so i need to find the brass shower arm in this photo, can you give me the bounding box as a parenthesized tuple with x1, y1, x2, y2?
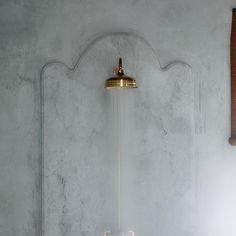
(117, 58, 124, 76)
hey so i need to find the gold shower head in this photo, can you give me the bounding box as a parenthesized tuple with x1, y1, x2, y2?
(105, 58, 138, 89)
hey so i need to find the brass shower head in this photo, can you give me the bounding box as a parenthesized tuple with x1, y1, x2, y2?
(105, 58, 138, 89)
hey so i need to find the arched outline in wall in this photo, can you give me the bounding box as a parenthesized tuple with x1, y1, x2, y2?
(39, 31, 193, 236)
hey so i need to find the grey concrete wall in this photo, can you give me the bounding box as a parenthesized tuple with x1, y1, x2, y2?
(1, 0, 236, 236)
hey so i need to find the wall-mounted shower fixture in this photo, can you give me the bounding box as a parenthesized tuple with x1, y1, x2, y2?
(104, 58, 137, 236)
(39, 32, 193, 236)
(105, 58, 138, 89)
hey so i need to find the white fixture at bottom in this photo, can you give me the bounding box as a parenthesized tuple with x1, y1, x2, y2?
(104, 231, 135, 236)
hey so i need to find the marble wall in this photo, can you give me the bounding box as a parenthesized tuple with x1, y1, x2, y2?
(1, 0, 236, 236)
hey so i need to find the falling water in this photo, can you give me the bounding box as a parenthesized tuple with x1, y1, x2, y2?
(108, 88, 135, 236)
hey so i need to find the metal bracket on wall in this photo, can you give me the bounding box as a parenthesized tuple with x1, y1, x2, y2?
(229, 9, 236, 145)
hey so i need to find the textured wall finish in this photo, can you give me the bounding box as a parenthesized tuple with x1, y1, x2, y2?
(43, 34, 194, 236)
(1, 0, 236, 236)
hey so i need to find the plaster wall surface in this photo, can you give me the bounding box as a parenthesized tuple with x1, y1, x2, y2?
(0, 0, 236, 236)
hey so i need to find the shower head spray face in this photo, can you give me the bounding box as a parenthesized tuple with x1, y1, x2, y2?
(105, 58, 138, 89)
